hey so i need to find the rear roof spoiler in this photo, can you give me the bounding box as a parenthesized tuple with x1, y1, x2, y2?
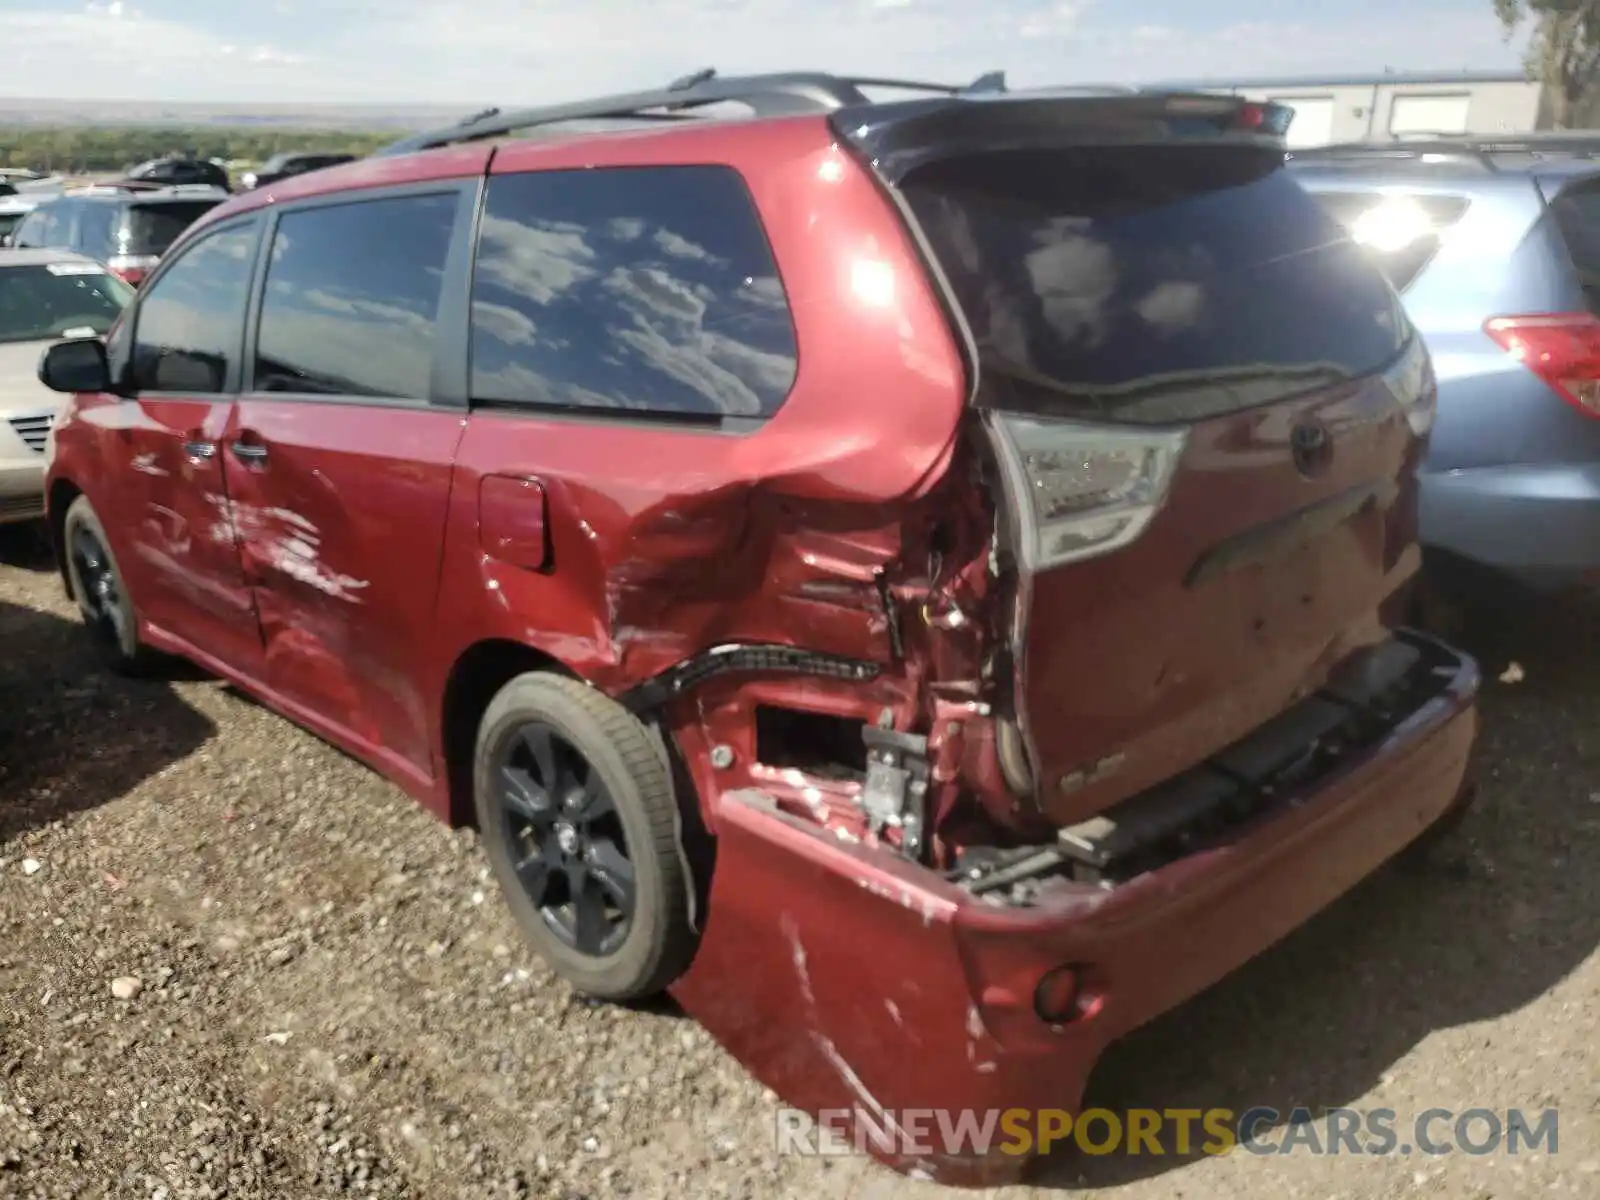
(829, 91, 1295, 182)
(372, 69, 1292, 160)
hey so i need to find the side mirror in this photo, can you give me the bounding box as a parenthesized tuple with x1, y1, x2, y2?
(0, 235, 11, 248)
(39, 337, 112, 394)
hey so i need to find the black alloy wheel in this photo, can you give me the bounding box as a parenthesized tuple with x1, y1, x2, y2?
(61, 494, 153, 674)
(495, 720, 638, 957)
(68, 519, 128, 654)
(472, 671, 697, 1001)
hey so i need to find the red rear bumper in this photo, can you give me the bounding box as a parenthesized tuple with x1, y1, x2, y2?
(672, 636, 1480, 1187)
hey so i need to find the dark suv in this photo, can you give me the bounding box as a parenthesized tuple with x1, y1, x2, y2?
(239, 151, 358, 191)
(37, 71, 1479, 1188)
(124, 154, 233, 192)
(8, 184, 228, 286)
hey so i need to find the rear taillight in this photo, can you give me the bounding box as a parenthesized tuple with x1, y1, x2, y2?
(105, 254, 159, 286)
(1483, 313, 1600, 417)
(989, 414, 1186, 571)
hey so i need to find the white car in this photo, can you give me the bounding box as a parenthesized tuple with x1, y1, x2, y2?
(0, 248, 133, 524)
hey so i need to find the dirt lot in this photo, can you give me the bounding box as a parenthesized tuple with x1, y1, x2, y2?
(1, 527, 1596, 1200)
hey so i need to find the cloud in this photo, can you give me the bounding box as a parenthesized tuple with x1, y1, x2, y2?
(0, 0, 1089, 102)
(0, 1, 1526, 108)
(476, 216, 599, 305)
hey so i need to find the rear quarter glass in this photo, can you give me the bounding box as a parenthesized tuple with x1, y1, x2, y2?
(1550, 178, 1600, 314)
(901, 144, 1410, 423)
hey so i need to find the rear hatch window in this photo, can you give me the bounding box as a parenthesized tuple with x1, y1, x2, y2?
(1549, 179, 1600, 313)
(121, 200, 222, 255)
(902, 145, 1408, 424)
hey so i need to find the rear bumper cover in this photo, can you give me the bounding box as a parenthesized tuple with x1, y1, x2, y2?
(1421, 463, 1600, 587)
(672, 632, 1479, 1187)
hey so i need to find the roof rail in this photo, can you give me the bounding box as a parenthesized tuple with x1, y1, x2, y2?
(61, 180, 230, 198)
(1288, 132, 1600, 171)
(373, 67, 1009, 157)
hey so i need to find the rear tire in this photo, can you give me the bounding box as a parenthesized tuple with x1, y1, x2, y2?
(61, 495, 157, 676)
(472, 672, 696, 1001)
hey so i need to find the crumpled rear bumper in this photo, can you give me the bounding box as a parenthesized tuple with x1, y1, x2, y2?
(672, 634, 1480, 1187)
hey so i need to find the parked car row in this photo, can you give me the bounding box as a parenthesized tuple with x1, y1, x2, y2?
(114, 149, 359, 194)
(3, 73, 1592, 1190)
(3, 183, 228, 285)
(0, 149, 362, 261)
(0, 149, 374, 524)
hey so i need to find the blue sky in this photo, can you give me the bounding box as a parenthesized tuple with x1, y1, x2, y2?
(0, 0, 1528, 103)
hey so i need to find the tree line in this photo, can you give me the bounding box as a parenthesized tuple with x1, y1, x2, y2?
(0, 126, 398, 174)
(1496, 0, 1600, 128)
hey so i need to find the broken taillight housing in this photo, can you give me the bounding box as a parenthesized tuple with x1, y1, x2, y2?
(990, 413, 1187, 571)
(1483, 312, 1600, 418)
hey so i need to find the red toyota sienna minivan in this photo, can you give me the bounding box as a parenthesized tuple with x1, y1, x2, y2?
(38, 73, 1479, 1186)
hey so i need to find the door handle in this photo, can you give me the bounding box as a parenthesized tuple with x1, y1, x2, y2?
(231, 441, 268, 465)
(183, 439, 216, 460)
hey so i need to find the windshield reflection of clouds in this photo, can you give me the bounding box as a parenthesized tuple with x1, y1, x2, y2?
(471, 166, 798, 419)
(254, 194, 454, 399)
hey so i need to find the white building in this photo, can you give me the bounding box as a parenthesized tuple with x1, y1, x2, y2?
(1146, 71, 1567, 149)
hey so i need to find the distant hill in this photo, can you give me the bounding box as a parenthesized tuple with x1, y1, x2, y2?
(0, 98, 486, 130)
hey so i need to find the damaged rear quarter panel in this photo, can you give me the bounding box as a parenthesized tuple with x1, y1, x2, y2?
(429, 119, 971, 793)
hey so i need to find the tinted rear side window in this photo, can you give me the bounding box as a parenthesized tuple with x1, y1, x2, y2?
(905, 147, 1408, 424)
(254, 191, 458, 400)
(1550, 180, 1600, 313)
(470, 165, 798, 421)
(124, 201, 223, 254)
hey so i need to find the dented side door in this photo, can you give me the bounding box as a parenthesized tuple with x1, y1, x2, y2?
(224, 179, 479, 783)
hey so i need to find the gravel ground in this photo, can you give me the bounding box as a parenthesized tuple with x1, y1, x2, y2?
(1, 525, 1596, 1200)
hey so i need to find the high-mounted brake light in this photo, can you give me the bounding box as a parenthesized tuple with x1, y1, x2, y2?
(1483, 313, 1600, 418)
(990, 414, 1187, 571)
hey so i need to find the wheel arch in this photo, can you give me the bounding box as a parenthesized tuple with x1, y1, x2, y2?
(440, 638, 577, 829)
(47, 477, 83, 599)
(438, 636, 714, 933)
